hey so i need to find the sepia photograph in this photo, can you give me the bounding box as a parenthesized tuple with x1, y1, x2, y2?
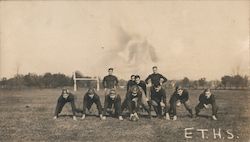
(0, 0, 249, 141)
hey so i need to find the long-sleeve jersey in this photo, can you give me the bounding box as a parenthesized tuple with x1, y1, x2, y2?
(127, 80, 136, 91)
(83, 93, 102, 105)
(136, 81, 147, 95)
(170, 89, 189, 103)
(127, 91, 143, 114)
(145, 73, 167, 86)
(102, 75, 119, 89)
(199, 93, 216, 105)
(149, 87, 167, 104)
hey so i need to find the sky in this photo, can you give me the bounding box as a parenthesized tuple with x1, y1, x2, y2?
(0, 1, 249, 80)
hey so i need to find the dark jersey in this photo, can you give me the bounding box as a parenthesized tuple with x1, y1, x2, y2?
(145, 73, 167, 86)
(102, 75, 119, 89)
(170, 89, 189, 103)
(127, 91, 142, 113)
(136, 81, 147, 95)
(150, 87, 167, 104)
(127, 80, 136, 91)
(199, 93, 216, 105)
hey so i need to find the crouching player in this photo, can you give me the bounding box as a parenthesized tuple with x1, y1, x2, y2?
(103, 89, 123, 120)
(127, 85, 151, 121)
(168, 86, 193, 120)
(81, 88, 104, 120)
(195, 89, 218, 120)
(149, 83, 168, 119)
(53, 89, 77, 121)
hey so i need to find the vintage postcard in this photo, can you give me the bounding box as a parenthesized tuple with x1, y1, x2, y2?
(0, 0, 249, 141)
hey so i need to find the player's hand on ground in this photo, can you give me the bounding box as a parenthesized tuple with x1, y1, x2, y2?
(53, 116, 57, 120)
(118, 116, 123, 121)
(212, 115, 217, 121)
(73, 116, 77, 121)
(81, 114, 86, 120)
(173, 115, 177, 121)
(166, 113, 170, 120)
(101, 115, 106, 120)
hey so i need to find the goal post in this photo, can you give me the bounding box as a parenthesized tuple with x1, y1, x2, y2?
(73, 71, 100, 91)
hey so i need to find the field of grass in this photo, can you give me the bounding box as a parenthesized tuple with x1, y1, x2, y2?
(0, 88, 249, 142)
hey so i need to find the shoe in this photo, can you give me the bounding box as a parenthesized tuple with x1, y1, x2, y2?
(166, 113, 170, 120)
(212, 115, 217, 121)
(73, 116, 77, 121)
(118, 116, 124, 121)
(173, 115, 177, 121)
(81, 114, 86, 120)
(53, 116, 57, 120)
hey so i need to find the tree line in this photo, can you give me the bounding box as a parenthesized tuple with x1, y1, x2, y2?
(0, 73, 248, 90)
(175, 75, 248, 90)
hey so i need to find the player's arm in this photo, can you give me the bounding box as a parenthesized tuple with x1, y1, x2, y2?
(127, 95, 133, 114)
(145, 75, 151, 84)
(181, 91, 189, 103)
(115, 76, 119, 88)
(102, 77, 107, 89)
(103, 96, 109, 116)
(160, 74, 168, 84)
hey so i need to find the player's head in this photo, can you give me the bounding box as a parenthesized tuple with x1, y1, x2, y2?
(109, 88, 116, 100)
(62, 89, 69, 98)
(87, 88, 95, 98)
(135, 75, 141, 84)
(175, 85, 183, 95)
(152, 66, 158, 73)
(154, 83, 162, 92)
(204, 88, 211, 98)
(108, 68, 113, 75)
(130, 75, 135, 81)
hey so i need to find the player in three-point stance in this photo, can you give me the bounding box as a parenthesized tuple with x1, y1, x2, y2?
(168, 86, 193, 120)
(148, 83, 168, 119)
(103, 89, 123, 120)
(53, 89, 77, 121)
(126, 85, 151, 121)
(81, 88, 104, 120)
(195, 88, 218, 120)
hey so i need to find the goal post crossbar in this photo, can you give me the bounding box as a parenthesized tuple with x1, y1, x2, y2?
(73, 72, 100, 91)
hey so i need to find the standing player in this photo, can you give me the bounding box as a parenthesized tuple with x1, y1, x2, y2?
(195, 89, 218, 120)
(127, 75, 136, 92)
(81, 88, 104, 120)
(103, 89, 123, 120)
(149, 83, 168, 119)
(145, 66, 167, 87)
(102, 68, 119, 96)
(53, 89, 77, 121)
(168, 86, 193, 120)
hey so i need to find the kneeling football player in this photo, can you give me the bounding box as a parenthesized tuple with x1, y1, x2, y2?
(53, 89, 77, 121)
(168, 86, 193, 120)
(149, 83, 168, 119)
(103, 89, 123, 120)
(195, 89, 218, 120)
(127, 85, 151, 121)
(81, 88, 104, 120)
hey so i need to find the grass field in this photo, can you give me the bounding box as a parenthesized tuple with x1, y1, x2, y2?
(0, 88, 249, 142)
